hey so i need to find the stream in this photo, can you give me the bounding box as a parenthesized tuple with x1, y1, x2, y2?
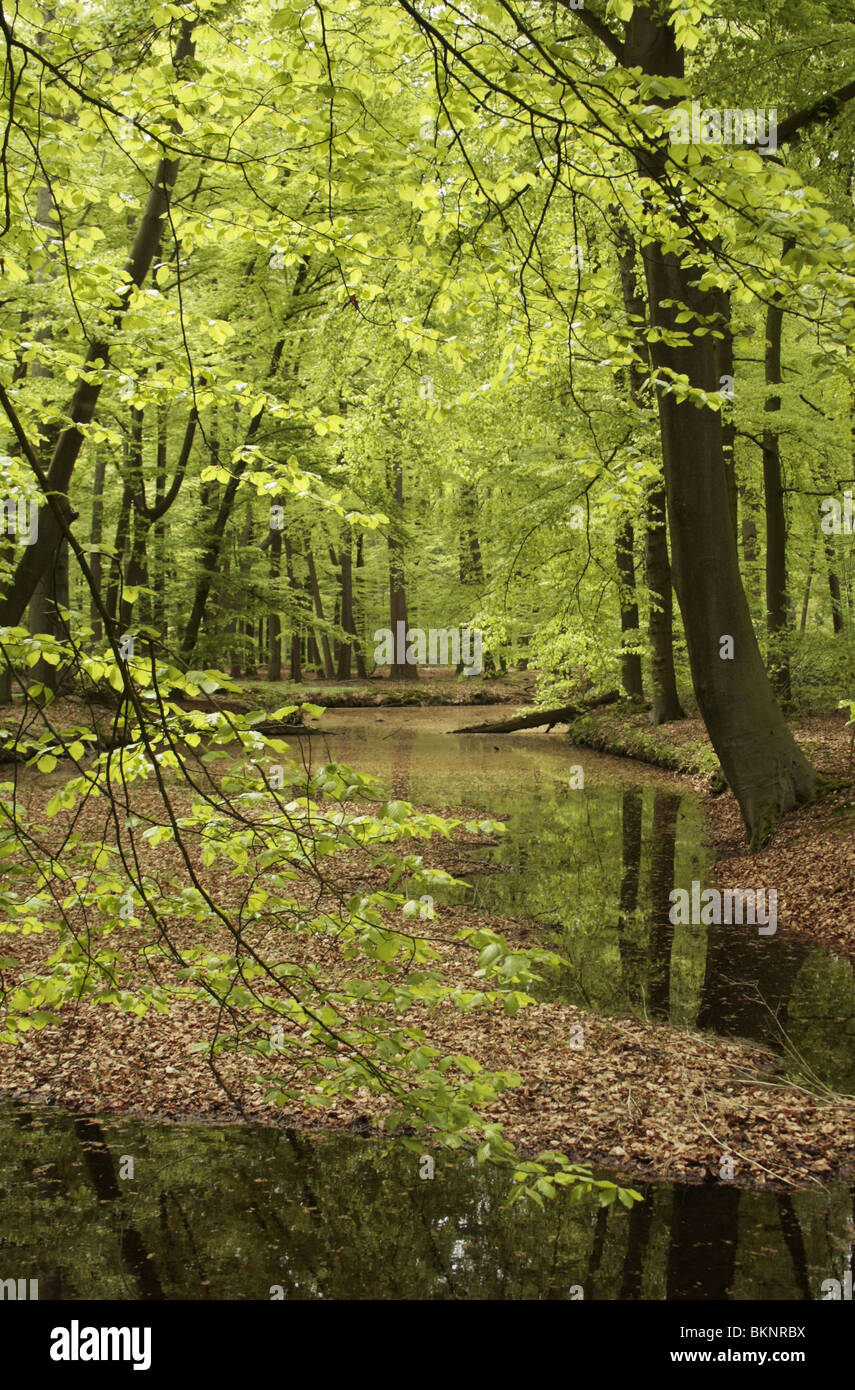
(1, 707, 853, 1300)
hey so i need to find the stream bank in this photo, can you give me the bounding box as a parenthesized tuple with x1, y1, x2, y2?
(2, 706, 854, 1192)
(565, 701, 855, 960)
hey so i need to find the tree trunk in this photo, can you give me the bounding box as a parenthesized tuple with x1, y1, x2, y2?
(714, 302, 739, 543)
(224, 548, 240, 679)
(336, 538, 356, 680)
(180, 257, 309, 658)
(615, 519, 644, 699)
(152, 405, 168, 643)
(387, 457, 417, 680)
(616, 222, 681, 719)
(763, 291, 791, 700)
(824, 535, 845, 634)
(305, 542, 334, 678)
(122, 507, 150, 635)
(627, 5, 815, 844)
(236, 501, 254, 675)
(459, 483, 484, 583)
(27, 536, 69, 693)
(454, 689, 619, 733)
(645, 481, 685, 724)
(739, 485, 761, 612)
(283, 533, 303, 682)
(181, 387, 274, 659)
(267, 519, 283, 681)
(354, 532, 367, 678)
(799, 547, 814, 634)
(123, 408, 151, 637)
(88, 449, 107, 644)
(106, 480, 133, 632)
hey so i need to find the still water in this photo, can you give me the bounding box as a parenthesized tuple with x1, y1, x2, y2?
(1, 707, 852, 1299)
(1, 1106, 852, 1300)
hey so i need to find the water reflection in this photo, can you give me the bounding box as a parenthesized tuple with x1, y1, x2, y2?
(3, 710, 853, 1302)
(0, 1105, 852, 1300)
(317, 711, 855, 1094)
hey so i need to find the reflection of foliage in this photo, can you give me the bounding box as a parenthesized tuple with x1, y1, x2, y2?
(785, 952, 855, 1095)
(475, 779, 707, 1028)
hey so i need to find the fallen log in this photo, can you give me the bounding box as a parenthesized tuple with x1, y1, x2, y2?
(252, 719, 328, 736)
(452, 689, 621, 734)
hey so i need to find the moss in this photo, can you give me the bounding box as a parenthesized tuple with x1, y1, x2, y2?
(566, 705, 721, 778)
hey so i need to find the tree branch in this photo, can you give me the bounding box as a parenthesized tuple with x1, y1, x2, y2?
(775, 77, 855, 146)
(145, 408, 198, 521)
(554, 0, 624, 62)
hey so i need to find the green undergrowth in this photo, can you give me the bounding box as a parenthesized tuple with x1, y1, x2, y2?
(566, 703, 721, 778)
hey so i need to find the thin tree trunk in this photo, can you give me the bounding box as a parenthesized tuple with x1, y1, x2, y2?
(336, 538, 356, 680)
(763, 287, 791, 699)
(615, 519, 644, 699)
(824, 534, 845, 634)
(123, 408, 150, 636)
(152, 405, 168, 642)
(267, 519, 283, 681)
(307, 628, 322, 672)
(236, 501, 254, 675)
(226, 547, 240, 679)
(181, 259, 309, 658)
(106, 480, 133, 631)
(283, 533, 302, 683)
(645, 482, 685, 724)
(305, 542, 334, 678)
(354, 532, 367, 678)
(739, 485, 761, 611)
(388, 458, 417, 680)
(89, 449, 107, 644)
(799, 547, 814, 634)
(715, 305, 739, 543)
(181, 345, 281, 658)
(27, 537, 69, 693)
(459, 483, 484, 583)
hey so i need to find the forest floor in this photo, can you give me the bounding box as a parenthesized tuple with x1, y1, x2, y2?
(2, 882, 852, 1192)
(2, 694, 855, 1191)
